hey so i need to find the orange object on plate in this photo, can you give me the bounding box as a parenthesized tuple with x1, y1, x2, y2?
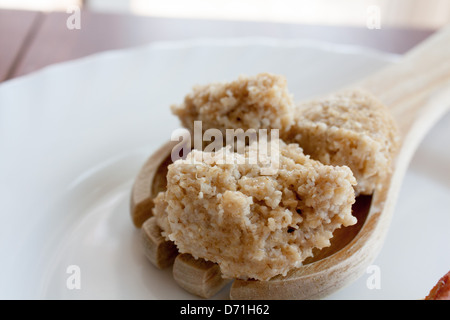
(425, 270, 450, 300)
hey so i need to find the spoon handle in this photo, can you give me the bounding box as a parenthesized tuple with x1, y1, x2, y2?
(359, 24, 450, 137)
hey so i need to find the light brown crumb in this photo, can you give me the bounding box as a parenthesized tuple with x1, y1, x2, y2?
(170, 73, 295, 135)
(285, 89, 400, 195)
(153, 140, 356, 281)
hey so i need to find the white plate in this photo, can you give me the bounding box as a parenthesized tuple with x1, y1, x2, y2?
(0, 38, 448, 300)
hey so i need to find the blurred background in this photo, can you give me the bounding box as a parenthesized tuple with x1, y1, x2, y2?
(1, 0, 449, 29)
(1, 0, 448, 81)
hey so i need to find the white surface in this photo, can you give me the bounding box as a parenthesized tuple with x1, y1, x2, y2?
(0, 38, 448, 300)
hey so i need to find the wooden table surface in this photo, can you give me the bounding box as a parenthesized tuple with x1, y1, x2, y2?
(0, 9, 436, 83)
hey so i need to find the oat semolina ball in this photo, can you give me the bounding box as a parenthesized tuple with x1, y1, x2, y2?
(153, 140, 357, 281)
(170, 73, 295, 135)
(285, 89, 400, 195)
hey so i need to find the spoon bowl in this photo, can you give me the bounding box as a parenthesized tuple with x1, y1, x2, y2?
(130, 25, 450, 299)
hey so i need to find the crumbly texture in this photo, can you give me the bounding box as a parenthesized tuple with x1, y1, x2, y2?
(170, 73, 295, 135)
(153, 140, 357, 281)
(285, 89, 400, 195)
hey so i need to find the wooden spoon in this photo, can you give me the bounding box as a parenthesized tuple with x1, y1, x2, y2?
(130, 25, 450, 299)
